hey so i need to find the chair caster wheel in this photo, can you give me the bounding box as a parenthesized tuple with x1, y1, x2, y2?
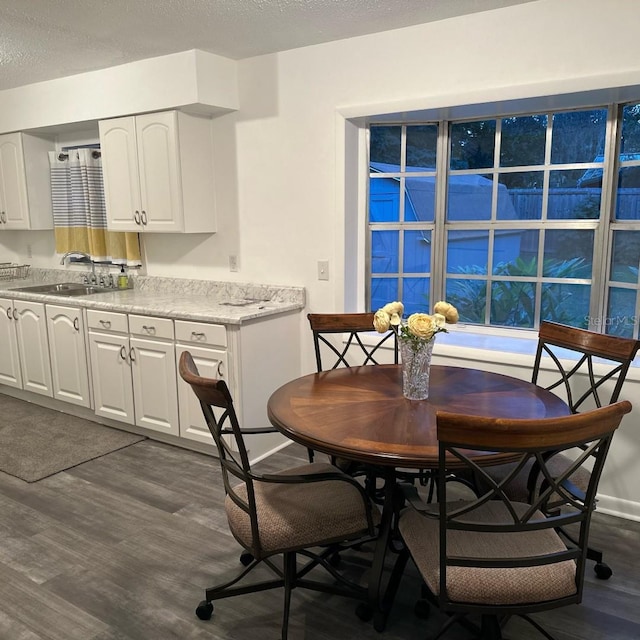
(414, 599, 430, 619)
(355, 602, 373, 622)
(240, 551, 253, 566)
(329, 552, 341, 567)
(594, 562, 612, 580)
(195, 600, 213, 620)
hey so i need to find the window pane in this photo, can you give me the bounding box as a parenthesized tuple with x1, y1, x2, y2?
(371, 230, 398, 273)
(447, 230, 489, 272)
(403, 230, 431, 273)
(403, 277, 430, 315)
(404, 177, 435, 222)
(615, 167, 640, 220)
(450, 120, 496, 170)
(492, 230, 539, 274)
(446, 278, 487, 324)
(371, 278, 398, 312)
(543, 230, 593, 278)
(605, 287, 638, 337)
(551, 109, 607, 164)
(620, 103, 640, 155)
(548, 170, 601, 219)
(610, 230, 640, 283)
(447, 174, 493, 221)
(500, 115, 547, 167)
(406, 125, 437, 170)
(541, 283, 590, 328)
(369, 176, 399, 222)
(370, 125, 401, 165)
(490, 281, 535, 328)
(498, 172, 543, 220)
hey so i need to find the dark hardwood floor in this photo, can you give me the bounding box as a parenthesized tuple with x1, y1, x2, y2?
(1, 436, 638, 639)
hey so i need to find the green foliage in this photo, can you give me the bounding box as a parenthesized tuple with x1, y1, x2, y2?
(447, 257, 591, 328)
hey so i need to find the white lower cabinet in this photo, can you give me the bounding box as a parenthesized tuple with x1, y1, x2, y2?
(88, 310, 135, 424)
(46, 304, 91, 408)
(0, 298, 52, 397)
(175, 320, 229, 444)
(87, 310, 179, 437)
(129, 314, 179, 436)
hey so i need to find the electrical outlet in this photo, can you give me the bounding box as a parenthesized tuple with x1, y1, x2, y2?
(229, 255, 239, 272)
(317, 260, 329, 281)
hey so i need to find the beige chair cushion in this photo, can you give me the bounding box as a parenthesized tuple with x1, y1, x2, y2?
(226, 462, 380, 556)
(399, 500, 577, 606)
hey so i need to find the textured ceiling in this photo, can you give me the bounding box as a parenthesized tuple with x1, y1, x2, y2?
(0, 0, 535, 92)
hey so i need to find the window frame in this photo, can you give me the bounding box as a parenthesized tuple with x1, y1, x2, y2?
(365, 102, 640, 339)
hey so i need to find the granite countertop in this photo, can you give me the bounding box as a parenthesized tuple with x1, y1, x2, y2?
(0, 269, 306, 325)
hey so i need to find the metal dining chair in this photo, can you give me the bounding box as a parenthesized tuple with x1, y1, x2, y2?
(178, 350, 380, 639)
(482, 320, 640, 579)
(387, 401, 632, 640)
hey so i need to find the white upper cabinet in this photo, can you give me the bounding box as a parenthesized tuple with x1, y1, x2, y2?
(99, 110, 216, 233)
(0, 132, 54, 230)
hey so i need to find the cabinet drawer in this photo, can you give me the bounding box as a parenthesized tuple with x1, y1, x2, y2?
(87, 309, 128, 333)
(175, 320, 227, 348)
(129, 314, 174, 340)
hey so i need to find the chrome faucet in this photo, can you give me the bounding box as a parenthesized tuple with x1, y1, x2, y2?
(60, 251, 97, 284)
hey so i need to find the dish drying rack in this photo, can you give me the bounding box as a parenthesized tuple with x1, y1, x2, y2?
(0, 263, 31, 280)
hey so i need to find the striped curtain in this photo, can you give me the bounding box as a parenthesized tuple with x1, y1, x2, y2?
(49, 148, 141, 265)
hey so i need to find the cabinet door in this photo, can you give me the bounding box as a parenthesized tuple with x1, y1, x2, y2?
(46, 304, 91, 408)
(0, 133, 29, 229)
(176, 343, 229, 445)
(136, 111, 183, 232)
(14, 300, 52, 397)
(99, 116, 141, 232)
(89, 331, 135, 424)
(130, 336, 179, 436)
(0, 298, 22, 388)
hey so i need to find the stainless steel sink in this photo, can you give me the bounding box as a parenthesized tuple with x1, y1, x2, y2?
(11, 282, 115, 297)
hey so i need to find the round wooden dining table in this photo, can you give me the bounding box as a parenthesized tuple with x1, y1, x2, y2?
(267, 363, 570, 469)
(267, 363, 571, 630)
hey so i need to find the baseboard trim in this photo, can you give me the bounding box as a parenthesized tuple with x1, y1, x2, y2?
(597, 494, 640, 522)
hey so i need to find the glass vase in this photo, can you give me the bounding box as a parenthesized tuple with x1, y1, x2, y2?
(400, 339, 434, 400)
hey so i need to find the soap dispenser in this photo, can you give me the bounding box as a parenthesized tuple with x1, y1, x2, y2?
(117, 265, 129, 290)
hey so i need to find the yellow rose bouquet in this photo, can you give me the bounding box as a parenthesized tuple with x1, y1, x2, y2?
(373, 300, 458, 399)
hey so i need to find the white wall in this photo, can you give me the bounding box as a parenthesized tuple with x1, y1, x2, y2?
(1, 0, 640, 518)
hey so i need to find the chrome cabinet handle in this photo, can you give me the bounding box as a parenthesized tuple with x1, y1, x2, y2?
(120, 345, 127, 361)
(99, 319, 112, 329)
(191, 331, 206, 341)
(134, 210, 141, 225)
(141, 210, 147, 225)
(217, 360, 224, 377)
(73, 317, 80, 332)
(142, 325, 156, 335)
(12, 308, 18, 320)
(6, 307, 11, 319)
(129, 346, 136, 362)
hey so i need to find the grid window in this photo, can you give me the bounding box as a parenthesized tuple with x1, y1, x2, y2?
(367, 103, 640, 338)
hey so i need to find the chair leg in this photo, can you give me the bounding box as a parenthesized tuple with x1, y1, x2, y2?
(480, 614, 503, 639)
(281, 552, 296, 640)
